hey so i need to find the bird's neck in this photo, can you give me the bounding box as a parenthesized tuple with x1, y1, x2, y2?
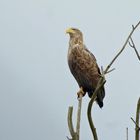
(69, 37, 84, 47)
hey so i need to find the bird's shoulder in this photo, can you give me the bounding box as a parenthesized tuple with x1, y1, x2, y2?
(81, 45, 97, 62)
(83, 46, 101, 74)
(68, 44, 97, 63)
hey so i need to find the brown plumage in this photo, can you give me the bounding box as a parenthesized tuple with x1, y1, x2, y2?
(66, 28, 105, 108)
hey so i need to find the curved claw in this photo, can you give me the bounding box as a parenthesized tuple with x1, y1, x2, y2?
(77, 87, 85, 98)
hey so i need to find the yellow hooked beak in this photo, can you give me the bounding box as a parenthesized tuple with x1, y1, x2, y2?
(66, 28, 75, 34)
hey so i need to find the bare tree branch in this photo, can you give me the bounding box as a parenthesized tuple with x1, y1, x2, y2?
(131, 117, 140, 130)
(105, 68, 115, 74)
(104, 21, 140, 74)
(67, 106, 75, 139)
(87, 79, 106, 140)
(87, 20, 140, 140)
(129, 37, 140, 61)
(67, 90, 83, 140)
(130, 98, 140, 140)
(135, 98, 140, 140)
(126, 127, 128, 140)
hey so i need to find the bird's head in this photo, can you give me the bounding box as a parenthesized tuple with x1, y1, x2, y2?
(66, 27, 83, 44)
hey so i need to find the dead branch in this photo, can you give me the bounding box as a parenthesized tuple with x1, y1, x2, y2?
(131, 117, 140, 131)
(135, 98, 140, 140)
(126, 127, 128, 140)
(129, 37, 140, 61)
(130, 98, 140, 140)
(67, 91, 83, 140)
(104, 21, 140, 74)
(87, 79, 106, 140)
(67, 107, 75, 139)
(105, 68, 115, 74)
(87, 20, 140, 140)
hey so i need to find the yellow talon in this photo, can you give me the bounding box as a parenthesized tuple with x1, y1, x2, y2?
(77, 87, 85, 98)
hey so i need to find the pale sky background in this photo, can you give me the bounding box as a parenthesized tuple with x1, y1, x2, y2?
(0, 0, 140, 140)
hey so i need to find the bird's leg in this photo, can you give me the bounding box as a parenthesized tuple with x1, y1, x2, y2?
(77, 87, 85, 99)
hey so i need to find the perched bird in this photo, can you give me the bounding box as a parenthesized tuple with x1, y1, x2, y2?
(66, 28, 105, 108)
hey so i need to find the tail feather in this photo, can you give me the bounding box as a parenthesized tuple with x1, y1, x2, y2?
(97, 87, 105, 108)
(88, 86, 105, 108)
(96, 98, 103, 108)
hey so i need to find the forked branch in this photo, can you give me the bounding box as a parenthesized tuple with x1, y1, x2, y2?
(135, 98, 140, 140)
(131, 98, 140, 140)
(87, 20, 140, 140)
(67, 91, 83, 140)
(129, 37, 140, 61)
(104, 21, 140, 74)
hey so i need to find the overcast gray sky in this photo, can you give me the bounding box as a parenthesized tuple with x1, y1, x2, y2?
(0, 0, 140, 140)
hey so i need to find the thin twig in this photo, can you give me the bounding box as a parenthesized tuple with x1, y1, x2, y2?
(126, 127, 128, 140)
(132, 25, 135, 30)
(105, 68, 115, 74)
(129, 37, 140, 61)
(104, 21, 140, 74)
(130, 117, 140, 130)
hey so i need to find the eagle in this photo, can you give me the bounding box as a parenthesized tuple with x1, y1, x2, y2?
(66, 28, 105, 108)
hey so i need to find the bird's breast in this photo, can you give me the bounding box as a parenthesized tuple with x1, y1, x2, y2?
(68, 45, 100, 89)
(68, 46, 94, 71)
